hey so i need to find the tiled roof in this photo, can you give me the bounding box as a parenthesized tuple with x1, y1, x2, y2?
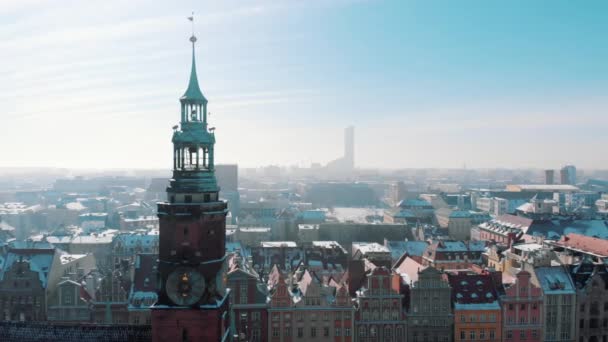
(554, 233, 608, 257)
(448, 273, 499, 305)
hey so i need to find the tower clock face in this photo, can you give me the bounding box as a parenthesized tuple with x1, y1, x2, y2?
(166, 267, 206, 306)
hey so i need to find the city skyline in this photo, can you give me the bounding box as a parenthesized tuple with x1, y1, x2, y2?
(2, 0, 607, 170)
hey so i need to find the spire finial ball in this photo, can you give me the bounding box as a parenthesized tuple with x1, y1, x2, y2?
(190, 35, 197, 43)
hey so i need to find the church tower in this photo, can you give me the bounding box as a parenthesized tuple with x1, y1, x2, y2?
(151, 29, 230, 342)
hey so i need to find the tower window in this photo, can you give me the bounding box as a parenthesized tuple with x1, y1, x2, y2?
(170, 196, 175, 203)
(184, 227, 189, 237)
(185, 195, 192, 203)
(204, 194, 210, 202)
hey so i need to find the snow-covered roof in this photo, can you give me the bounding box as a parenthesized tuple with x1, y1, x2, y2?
(65, 202, 86, 211)
(311, 241, 347, 253)
(239, 227, 272, 233)
(0, 221, 15, 231)
(70, 235, 113, 244)
(534, 266, 575, 294)
(122, 216, 158, 223)
(59, 253, 87, 265)
(512, 243, 544, 252)
(325, 207, 384, 224)
(261, 241, 297, 248)
(353, 242, 390, 254)
(298, 224, 319, 230)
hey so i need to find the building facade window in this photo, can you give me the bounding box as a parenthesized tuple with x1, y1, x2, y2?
(239, 286, 248, 304)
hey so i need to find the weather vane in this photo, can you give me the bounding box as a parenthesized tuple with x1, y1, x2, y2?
(187, 11, 196, 43)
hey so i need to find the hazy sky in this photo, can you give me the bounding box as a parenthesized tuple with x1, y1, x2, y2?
(2, 0, 607, 170)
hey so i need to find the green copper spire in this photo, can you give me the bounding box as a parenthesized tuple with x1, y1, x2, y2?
(181, 35, 207, 104)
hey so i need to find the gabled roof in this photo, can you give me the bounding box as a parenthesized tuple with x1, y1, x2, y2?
(128, 253, 157, 308)
(0, 249, 55, 288)
(386, 240, 429, 262)
(393, 255, 426, 285)
(298, 269, 321, 297)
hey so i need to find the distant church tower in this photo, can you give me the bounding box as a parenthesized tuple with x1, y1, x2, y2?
(151, 29, 230, 342)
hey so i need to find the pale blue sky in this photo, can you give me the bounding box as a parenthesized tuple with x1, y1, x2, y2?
(1, 0, 607, 169)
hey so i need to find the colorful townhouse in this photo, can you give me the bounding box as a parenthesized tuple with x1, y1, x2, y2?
(345, 259, 405, 342)
(227, 251, 268, 342)
(448, 272, 502, 342)
(407, 267, 453, 342)
(501, 270, 543, 342)
(267, 265, 354, 342)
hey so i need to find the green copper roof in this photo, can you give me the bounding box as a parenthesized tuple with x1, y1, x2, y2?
(181, 40, 207, 103)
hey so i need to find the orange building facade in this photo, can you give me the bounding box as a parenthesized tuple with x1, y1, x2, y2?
(449, 273, 503, 342)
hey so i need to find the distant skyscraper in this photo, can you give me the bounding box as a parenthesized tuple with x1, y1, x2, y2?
(325, 125, 355, 174)
(545, 169, 555, 185)
(344, 125, 354, 169)
(560, 165, 576, 185)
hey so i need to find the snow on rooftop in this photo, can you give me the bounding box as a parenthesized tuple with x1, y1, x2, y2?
(311, 241, 346, 253)
(65, 202, 86, 211)
(325, 207, 384, 224)
(59, 253, 87, 265)
(512, 243, 544, 252)
(261, 241, 297, 248)
(298, 224, 319, 230)
(353, 242, 390, 254)
(535, 266, 575, 294)
(239, 227, 272, 232)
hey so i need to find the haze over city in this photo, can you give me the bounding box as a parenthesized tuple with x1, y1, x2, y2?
(2, 0, 607, 170)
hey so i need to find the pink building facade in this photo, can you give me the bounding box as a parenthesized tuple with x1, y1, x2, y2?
(501, 271, 543, 342)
